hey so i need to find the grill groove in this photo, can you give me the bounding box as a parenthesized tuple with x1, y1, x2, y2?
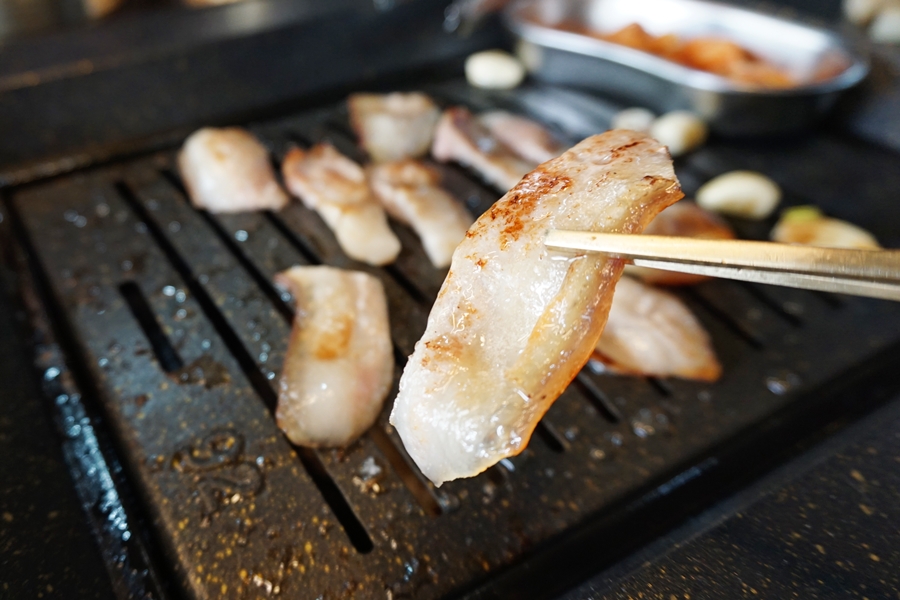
(119, 281, 185, 373)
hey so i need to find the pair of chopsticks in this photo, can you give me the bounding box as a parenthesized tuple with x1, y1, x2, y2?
(544, 231, 900, 301)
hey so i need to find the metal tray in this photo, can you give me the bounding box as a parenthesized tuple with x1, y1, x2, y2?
(505, 0, 869, 135)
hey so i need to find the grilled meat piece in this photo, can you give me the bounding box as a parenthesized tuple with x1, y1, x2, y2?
(478, 110, 567, 164)
(431, 106, 534, 192)
(367, 160, 474, 268)
(281, 143, 401, 266)
(275, 266, 394, 447)
(593, 277, 721, 381)
(348, 92, 441, 163)
(391, 130, 682, 485)
(178, 127, 289, 213)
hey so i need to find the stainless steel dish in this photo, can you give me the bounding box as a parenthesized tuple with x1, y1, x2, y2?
(505, 0, 869, 135)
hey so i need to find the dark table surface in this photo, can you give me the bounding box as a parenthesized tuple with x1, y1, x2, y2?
(564, 394, 900, 600)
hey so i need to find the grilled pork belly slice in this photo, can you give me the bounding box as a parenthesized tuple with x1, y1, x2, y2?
(275, 266, 394, 448)
(178, 127, 288, 213)
(367, 160, 474, 268)
(478, 111, 567, 165)
(391, 130, 683, 485)
(281, 144, 401, 266)
(348, 92, 441, 163)
(431, 106, 534, 192)
(592, 277, 721, 381)
(625, 200, 736, 285)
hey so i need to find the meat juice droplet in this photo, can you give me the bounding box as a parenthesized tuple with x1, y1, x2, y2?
(631, 414, 655, 438)
(766, 371, 801, 395)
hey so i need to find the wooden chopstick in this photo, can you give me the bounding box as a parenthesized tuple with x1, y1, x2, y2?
(544, 231, 900, 301)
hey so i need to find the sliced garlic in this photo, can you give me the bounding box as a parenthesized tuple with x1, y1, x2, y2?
(650, 111, 708, 157)
(771, 206, 881, 249)
(465, 50, 526, 89)
(870, 5, 900, 43)
(611, 107, 656, 133)
(696, 170, 781, 219)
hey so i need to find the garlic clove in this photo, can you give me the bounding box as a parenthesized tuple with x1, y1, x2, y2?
(650, 111, 708, 157)
(696, 170, 781, 219)
(465, 50, 526, 89)
(771, 206, 881, 249)
(611, 107, 656, 133)
(870, 4, 900, 43)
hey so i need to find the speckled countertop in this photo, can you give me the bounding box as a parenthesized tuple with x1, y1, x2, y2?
(564, 396, 900, 600)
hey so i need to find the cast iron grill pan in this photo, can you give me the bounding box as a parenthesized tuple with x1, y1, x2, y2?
(7, 79, 900, 599)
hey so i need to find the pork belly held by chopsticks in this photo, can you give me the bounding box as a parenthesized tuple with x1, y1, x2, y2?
(593, 277, 721, 381)
(391, 130, 683, 486)
(281, 143, 401, 266)
(348, 92, 440, 163)
(275, 266, 394, 448)
(178, 127, 289, 213)
(367, 160, 474, 268)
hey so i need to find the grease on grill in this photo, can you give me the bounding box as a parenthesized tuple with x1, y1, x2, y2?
(172, 355, 231, 389)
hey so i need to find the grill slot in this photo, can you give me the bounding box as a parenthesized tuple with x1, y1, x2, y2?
(646, 377, 674, 398)
(10, 79, 900, 600)
(680, 287, 766, 350)
(158, 170, 296, 322)
(534, 421, 569, 453)
(573, 372, 623, 423)
(737, 282, 805, 327)
(119, 281, 185, 373)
